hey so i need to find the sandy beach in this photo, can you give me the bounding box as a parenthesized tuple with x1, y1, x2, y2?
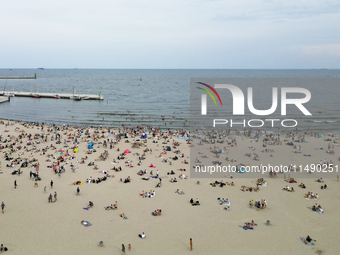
(1, 119, 340, 255)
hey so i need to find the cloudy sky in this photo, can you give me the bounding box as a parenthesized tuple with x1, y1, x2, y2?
(0, 0, 339, 68)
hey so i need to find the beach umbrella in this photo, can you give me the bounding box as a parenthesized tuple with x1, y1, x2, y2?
(74, 148, 79, 153)
(124, 149, 130, 154)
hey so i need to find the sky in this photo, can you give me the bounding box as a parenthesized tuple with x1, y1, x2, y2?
(0, 0, 340, 69)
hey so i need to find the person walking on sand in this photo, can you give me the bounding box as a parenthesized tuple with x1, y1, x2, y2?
(50, 180, 53, 189)
(44, 186, 46, 192)
(121, 244, 126, 254)
(54, 191, 57, 202)
(77, 187, 80, 195)
(1, 202, 5, 214)
(14, 180, 17, 189)
(190, 238, 193, 251)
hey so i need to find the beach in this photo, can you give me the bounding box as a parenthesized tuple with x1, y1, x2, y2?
(1, 119, 340, 255)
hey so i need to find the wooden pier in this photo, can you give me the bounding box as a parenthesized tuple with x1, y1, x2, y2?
(0, 91, 103, 100)
(0, 73, 37, 79)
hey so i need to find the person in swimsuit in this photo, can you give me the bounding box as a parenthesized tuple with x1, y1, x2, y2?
(1, 202, 5, 214)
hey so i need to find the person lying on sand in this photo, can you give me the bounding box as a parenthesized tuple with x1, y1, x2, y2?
(71, 181, 82, 185)
(137, 170, 147, 175)
(176, 189, 184, 195)
(316, 178, 324, 183)
(104, 201, 117, 210)
(218, 198, 230, 205)
(244, 220, 255, 228)
(283, 186, 294, 192)
(120, 213, 128, 219)
(104, 204, 117, 210)
(312, 204, 324, 213)
(298, 183, 306, 188)
(226, 182, 234, 186)
(305, 192, 318, 199)
(170, 178, 177, 183)
(179, 174, 187, 179)
(152, 209, 162, 216)
(138, 232, 146, 239)
(81, 220, 91, 226)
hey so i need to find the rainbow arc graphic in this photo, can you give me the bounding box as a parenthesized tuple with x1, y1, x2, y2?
(197, 82, 222, 115)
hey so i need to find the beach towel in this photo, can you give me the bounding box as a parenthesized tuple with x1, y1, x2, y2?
(301, 238, 314, 245)
(83, 207, 90, 210)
